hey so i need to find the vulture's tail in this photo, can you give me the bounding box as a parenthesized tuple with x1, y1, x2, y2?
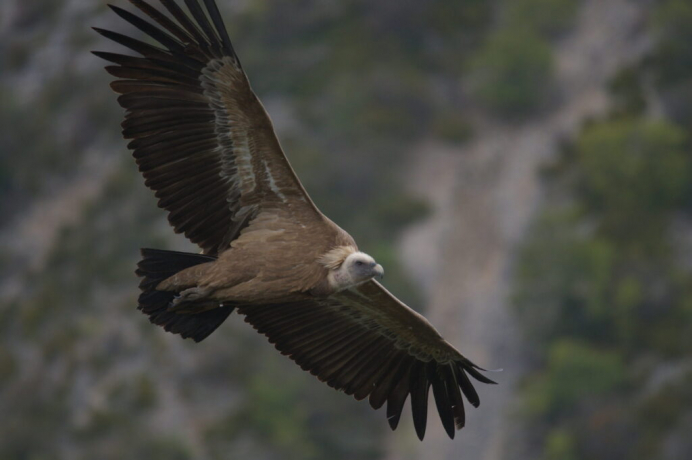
(135, 248, 234, 342)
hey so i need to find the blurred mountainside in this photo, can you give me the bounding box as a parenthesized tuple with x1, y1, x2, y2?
(1, 1, 691, 460)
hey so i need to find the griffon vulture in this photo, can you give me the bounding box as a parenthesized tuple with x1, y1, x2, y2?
(94, 0, 496, 440)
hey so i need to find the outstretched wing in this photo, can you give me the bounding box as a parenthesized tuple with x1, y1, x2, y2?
(237, 281, 496, 440)
(94, 0, 319, 256)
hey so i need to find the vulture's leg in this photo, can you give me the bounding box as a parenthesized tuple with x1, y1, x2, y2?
(168, 287, 218, 313)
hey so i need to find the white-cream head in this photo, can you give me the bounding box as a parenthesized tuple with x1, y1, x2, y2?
(343, 251, 384, 283)
(321, 247, 384, 292)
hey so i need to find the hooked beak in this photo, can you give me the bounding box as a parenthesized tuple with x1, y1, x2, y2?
(373, 264, 384, 280)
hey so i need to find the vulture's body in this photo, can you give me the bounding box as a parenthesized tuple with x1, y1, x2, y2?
(95, 0, 495, 440)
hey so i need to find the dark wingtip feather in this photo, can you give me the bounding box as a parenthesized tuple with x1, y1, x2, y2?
(91, 50, 108, 60)
(128, 0, 195, 44)
(386, 370, 411, 431)
(464, 363, 498, 385)
(456, 365, 481, 408)
(201, 0, 236, 58)
(368, 353, 407, 410)
(431, 367, 456, 439)
(108, 3, 184, 52)
(184, 0, 219, 46)
(160, 0, 208, 46)
(387, 408, 402, 431)
(442, 365, 466, 430)
(409, 361, 430, 441)
(93, 26, 168, 58)
(91, 50, 119, 60)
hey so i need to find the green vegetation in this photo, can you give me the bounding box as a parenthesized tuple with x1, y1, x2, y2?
(651, 0, 692, 86)
(471, 26, 553, 117)
(512, 1, 692, 457)
(649, 0, 692, 125)
(471, 0, 578, 117)
(515, 117, 692, 459)
(505, 0, 579, 38)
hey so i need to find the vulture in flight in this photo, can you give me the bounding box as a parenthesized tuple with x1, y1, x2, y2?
(94, 0, 496, 440)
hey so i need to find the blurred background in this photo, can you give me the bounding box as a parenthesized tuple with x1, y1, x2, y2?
(1, 0, 691, 458)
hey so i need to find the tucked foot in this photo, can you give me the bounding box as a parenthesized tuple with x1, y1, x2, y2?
(168, 287, 218, 313)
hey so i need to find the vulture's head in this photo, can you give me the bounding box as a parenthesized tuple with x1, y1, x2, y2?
(322, 248, 384, 292)
(344, 252, 385, 283)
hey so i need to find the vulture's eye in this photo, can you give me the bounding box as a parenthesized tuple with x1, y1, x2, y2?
(355, 261, 364, 266)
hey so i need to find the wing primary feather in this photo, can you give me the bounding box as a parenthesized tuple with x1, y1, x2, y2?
(93, 27, 167, 58)
(148, 166, 221, 194)
(92, 51, 139, 66)
(101, 55, 198, 80)
(263, 302, 331, 328)
(147, 56, 204, 76)
(258, 309, 342, 342)
(184, 0, 221, 52)
(121, 108, 210, 130)
(386, 359, 413, 431)
(117, 88, 208, 106)
(322, 334, 386, 389)
(456, 364, 481, 408)
(119, 95, 206, 111)
(94, 27, 203, 71)
(367, 352, 407, 409)
(101, 54, 198, 74)
(170, 190, 227, 219)
(105, 65, 199, 86)
(156, 179, 225, 209)
(160, 0, 209, 46)
(284, 322, 366, 363)
(122, 115, 211, 137)
(245, 312, 359, 357)
(110, 79, 203, 94)
(107, 4, 185, 53)
(163, 191, 225, 226)
(338, 336, 390, 395)
(250, 304, 322, 328)
(123, 119, 213, 139)
(130, 123, 213, 147)
(128, 0, 194, 43)
(311, 331, 377, 380)
(172, 201, 229, 234)
(350, 347, 398, 400)
(253, 305, 333, 336)
(137, 145, 217, 174)
(266, 317, 351, 354)
(442, 364, 466, 430)
(368, 349, 405, 409)
(137, 144, 216, 173)
(242, 302, 316, 327)
(274, 322, 356, 357)
(126, 106, 211, 121)
(129, 127, 212, 150)
(463, 361, 498, 385)
(201, 0, 237, 60)
(409, 361, 431, 440)
(431, 366, 456, 439)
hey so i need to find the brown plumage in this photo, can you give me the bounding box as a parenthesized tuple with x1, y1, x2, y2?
(95, 0, 496, 440)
